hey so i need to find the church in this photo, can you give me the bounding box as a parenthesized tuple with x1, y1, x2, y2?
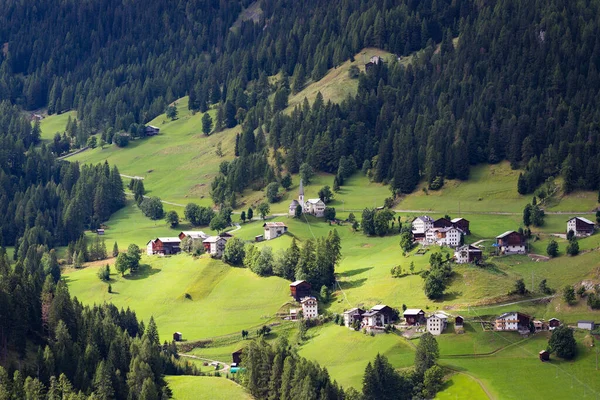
(288, 179, 326, 217)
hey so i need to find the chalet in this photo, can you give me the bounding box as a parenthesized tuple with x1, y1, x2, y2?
(455, 316, 464, 327)
(362, 305, 395, 332)
(365, 56, 383, 72)
(451, 218, 470, 234)
(426, 313, 448, 336)
(288, 179, 326, 217)
(577, 320, 595, 330)
(454, 245, 483, 264)
(96, 228, 105, 235)
(145, 125, 160, 136)
(403, 309, 425, 325)
(263, 222, 287, 240)
(495, 231, 526, 255)
(343, 308, 365, 328)
(425, 226, 462, 248)
(301, 296, 318, 319)
(433, 217, 453, 229)
(412, 216, 434, 241)
(290, 280, 311, 301)
(494, 312, 531, 332)
(202, 236, 228, 257)
(533, 320, 544, 332)
(548, 318, 560, 330)
(232, 349, 243, 365)
(173, 332, 182, 342)
(539, 350, 550, 362)
(567, 217, 595, 237)
(178, 231, 208, 241)
(146, 237, 181, 256)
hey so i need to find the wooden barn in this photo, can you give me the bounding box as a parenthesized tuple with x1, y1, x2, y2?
(495, 231, 526, 254)
(173, 332, 182, 341)
(455, 316, 464, 327)
(290, 280, 311, 301)
(433, 217, 453, 229)
(146, 237, 181, 256)
(403, 309, 425, 325)
(145, 125, 160, 136)
(548, 318, 560, 330)
(232, 349, 243, 365)
(451, 218, 470, 234)
(539, 350, 550, 362)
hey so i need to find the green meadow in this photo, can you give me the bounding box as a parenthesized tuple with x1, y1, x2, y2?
(39, 111, 76, 142)
(165, 376, 252, 400)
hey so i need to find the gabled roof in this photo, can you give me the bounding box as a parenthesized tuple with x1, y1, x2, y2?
(203, 236, 226, 243)
(578, 320, 595, 324)
(289, 199, 300, 206)
(157, 237, 181, 244)
(290, 280, 309, 287)
(568, 216, 594, 225)
(403, 308, 424, 315)
(301, 296, 317, 304)
(180, 231, 207, 239)
(307, 198, 323, 204)
(548, 318, 560, 322)
(451, 217, 468, 223)
(264, 222, 287, 228)
(428, 313, 448, 320)
(414, 216, 433, 223)
(496, 230, 519, 239)
(496, 312, 518, 319)
(370, 304, 390, 311)
(343, 307, 364, 315)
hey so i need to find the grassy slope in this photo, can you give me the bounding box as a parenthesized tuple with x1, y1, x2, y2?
(39, 111, 77, 142)
(64, 255, 290, 340)
(435, 374, 489, 400)
(69, 98, 239, 206)
(165, 376, 253, 400)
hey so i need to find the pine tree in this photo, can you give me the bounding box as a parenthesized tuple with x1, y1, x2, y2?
(112, 242, 119, 257)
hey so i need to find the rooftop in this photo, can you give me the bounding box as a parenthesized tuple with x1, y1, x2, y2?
(569, 216, 594, 225)
(180, 231, 207, 239)
(157, 237, 181, 243)
(290, 280, 309, 287)
(451, 217, 468, 223)
(496, 230, 518, 239)
(403, 308, 424, 315)
(203, 236, 225, 243)
(264, 222, 287, 227)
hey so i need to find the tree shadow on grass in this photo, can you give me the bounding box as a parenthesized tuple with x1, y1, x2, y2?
(337, 267, 373, 277)
(338, 278, 367, 290)
(441, 290, 463, 301)
(124, 264, 160, 280)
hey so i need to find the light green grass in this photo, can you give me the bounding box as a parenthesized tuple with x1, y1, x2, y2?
(165, 376, 253, 400)
(69, 98, 239, 206)
(435, 373, 489, 400)
(64, 255, 290, 341)
(297, 323, 415, 389)
(39, 111, 76, 142)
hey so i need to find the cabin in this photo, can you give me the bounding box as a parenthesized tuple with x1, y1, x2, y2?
(232, 349, 243, 365)
(96, 228, 105, 235)
(412, 216, 434, 240)
(533, 320, 544, 332)
(548, 318, 560, 330)
(567, 217, 595, 237)
(254, 235, 263, 242)
(202, 236, 228, 257)
(362, 305, 395, 332)
(301, 296, 318, 319)
(178, 231, 208, 241)
(539, 350, 550, 362)
(451, 218, 470, 234)
(495, 231, 526, 255)
(290, 280, 311, 301)
(455, 316, 464, 327)
(577, 320, 595, 331)
(173, 332, 182, 342)
(426, 313, 448, 336)
(145, 125, 160, 136)
(263, 222, 287, 240)
(403, 309, 425, 325)
(494, 312, 531, 332)
(305, 198, 326, 217)
(454, 245, 483, 264)
(343, 308, 365, 328)
(425, 227, 462, 248)
(146, 237, 181, 255)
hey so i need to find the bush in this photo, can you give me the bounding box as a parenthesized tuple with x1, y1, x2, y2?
(566, 238, 579, 256)
(546, 239, 559, 257)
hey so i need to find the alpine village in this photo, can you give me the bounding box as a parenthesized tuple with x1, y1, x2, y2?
(2, 1, 600, 399)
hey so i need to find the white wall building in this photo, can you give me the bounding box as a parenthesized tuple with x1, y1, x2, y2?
(288, 179, 326, 218)
(567, 217, 595, 237)
(301, 297, 318, 319)
(577, 320, 595, 330)
(263, 222, 287, 240)
(202, 236, 228, 257)
(426, 313, 448, 336)
(412, 216, 434, 234)
(425, 227, 462, 248)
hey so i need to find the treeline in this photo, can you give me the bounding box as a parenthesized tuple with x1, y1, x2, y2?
(0, 243, 196, 399)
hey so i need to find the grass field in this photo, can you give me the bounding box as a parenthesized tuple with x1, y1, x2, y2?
(39, 111, 76, 142)
(435, 373, 489, 400)
(165, 376, 253, 400)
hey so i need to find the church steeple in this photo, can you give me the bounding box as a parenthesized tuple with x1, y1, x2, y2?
(299, 179, 304, 204)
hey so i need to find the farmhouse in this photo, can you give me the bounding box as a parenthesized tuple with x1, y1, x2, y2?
(451, 217, 470, 234)
(202, 236, 228, 257)
(301, 296, 318, 319)
(548, 318, 560, 330)
(288, 180, 326, 217)
(145, 125, 160, 136)
(426, 313, 448, 336)
(433, 217, 453, 229)
(403, 309, 425, 325)
(567, 217, 595, 237)
(178, 231, 208, 240)
(494, 312, 531, 332)
(495, 231, 526, 255)
(425, 226, 462, 247)
(412, 216, 434, 241)
(146, 237, 181, 255)
(343, 307, 365, 328)
(454, 245, 483, 264)
(290, 280, 311, 301)
(263, 222, 287, 240)
(577, 320, 595, 330)
(361, 305, 395, 332)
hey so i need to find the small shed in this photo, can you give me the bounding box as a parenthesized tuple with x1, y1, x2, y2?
(578, 320, 595, 331)
(232, 349, 243, 365)
(539, 350, 550, 362)
(548, 318, 560, 330)
(455, 316, 464, 327)
(255, 235, 264, 242)
(97, 229, 105, 235)
(173, 332, 182, 342)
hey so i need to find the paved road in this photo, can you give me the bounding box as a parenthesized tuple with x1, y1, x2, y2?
(124, 192, 185, 207)
(393, 209, 595, 215)
(57, 146, 89, 160)
(120, 174, 145, 180)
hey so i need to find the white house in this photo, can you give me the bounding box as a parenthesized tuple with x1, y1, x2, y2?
(494, 312, 531, 331)
(301, 296, 318, 319)
(343, 308, 364, 328)
(577, 320, 595, 330)
(425, 227, 462, 247)
(202, 236, 228, 257)
(495, 231, 526, 255)
(179, 231, 208, 240)
(263, 222, 287, 240)
(426, 313, 448, 336)
(288, 179, 326, 217)
(567, 217, 595, 237)
(412, 216, 434, 234)
(454, 245, 483, 264)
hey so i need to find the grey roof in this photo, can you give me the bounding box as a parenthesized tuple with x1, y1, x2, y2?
(343, 307, 364, 315)
(496, 230, 517, 239)
(404, 308, 424, 315)
(578, 320, 595, 324)
(180, 231, 207, 239)
(289, 199, 300, 207)
(157, 237, 181, 243)
(370, 304, 389, 311)
(290, 280, 308, 287)
(415, 216, 433, 223)
(203, 236, 225, 243)
(568, 216, 594, 225)
(307, 198, 323, 204)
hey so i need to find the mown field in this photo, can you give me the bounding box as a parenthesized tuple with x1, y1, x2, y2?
(165, 375, 253, 400)
(39, 111, 77, 143)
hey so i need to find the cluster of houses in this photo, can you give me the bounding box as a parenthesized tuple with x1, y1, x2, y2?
(288, 180, 326, 218)
(288, 280, 319, 320)
(146, 231, 231, 257)
(412, 216, 470, 247)
(342, 305, 397, 333)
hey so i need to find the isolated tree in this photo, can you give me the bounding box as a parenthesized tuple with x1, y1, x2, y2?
(563, 285, 576, 305)
(295, 204, 303, 218)
(165, 210, 179, 227)
(547, 325, 577, 360)
(414, 332, 439, 376)
(215, 141, 224, 157)
(240, 210, 246, 223)
(140, 197, 164, 220)
(514, 278, 527, 295)
(318, 186, 333, 203)
(266, 182, 280, 203)
(566, 238, 579, 256)
(323, 207, 336, 221)
(127, 244, 141, 272)
(112, 242, 119, 257)
(223, 237, 246, 266)
(546, 240, 559, 257)
(424, 272, 446, 300)
(257, 202, 270, 220)
(201, 113, 213, 135)
(209, 215, 228, 233)
(538, 279, 552, 295)
(166, 105, 178, 120)
(115, 253, 131, 276)
(247, 207, 254, 221)
(523, 204, 532, 226)
(399, 231, 414, 252)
